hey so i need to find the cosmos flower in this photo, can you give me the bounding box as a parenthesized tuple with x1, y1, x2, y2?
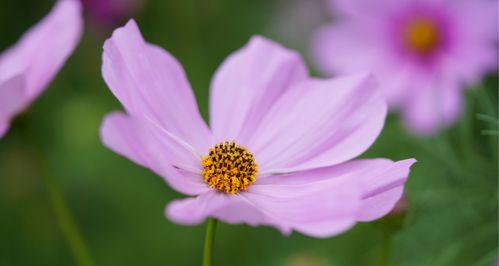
(100, 20, 416, 238)
(0, 0, 83, 138)
(312, 0, 498, 135)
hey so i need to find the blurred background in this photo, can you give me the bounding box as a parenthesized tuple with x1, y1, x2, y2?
(0, 0, 497, 265)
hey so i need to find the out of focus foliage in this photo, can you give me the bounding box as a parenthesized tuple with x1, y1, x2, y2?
(0, 0, 496, 265)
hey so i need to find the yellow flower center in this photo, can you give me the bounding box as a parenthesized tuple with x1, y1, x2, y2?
(404, 19, 440, 54)
(202, 141, 258, 194)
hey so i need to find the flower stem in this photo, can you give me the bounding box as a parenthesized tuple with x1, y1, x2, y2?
(203, 218, 218, 266)
(19, 116, 95, 266)
(378, 231, 392, 266)
(41, 163, 95, 266)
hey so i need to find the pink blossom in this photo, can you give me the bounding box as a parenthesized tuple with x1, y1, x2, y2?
(100, 20, 416, 238)
(0, 0, 83, 138)
(82, 0, 145, 26)
(311, 0, 498, 135)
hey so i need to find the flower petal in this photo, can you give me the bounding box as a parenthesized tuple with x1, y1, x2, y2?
(100, 112, 209, 196)
(102, 20, 212, 154)
(168, 175, 360, 238)
(0, 0, 82, 98)
(100, 112, 150, 166)
(355, 158, 416, 221)
(0, 74, 27, 139)
(244, 169, 362, 238)
(209, 36, 308, 144)
(166, 191, 230, 225)
(165, 191, 281, 229)
(255, 158, 416, 224)
(311, 22, 383, 76)
(250, 73, 387, 173)
(165, 157, 415, 236)
(0, 123, 8, 139)
(402, 75, 461, 135)
(327, 0, 402, 18)
(449, 0, 498, 42)
(209, 194, 276, 228)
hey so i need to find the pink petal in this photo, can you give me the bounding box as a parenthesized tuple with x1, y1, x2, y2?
(449, 0, 498, 42)
(327, 0, 403, 19)
(311, 23, 380, 76)
(167, 193, 293, 234)
(168, 172, 361, 237)
(209, 36, 308, 144)
(165, 157, 415, 236)
(100, 112, 151, 166)
(166, 192, 226, 225)
(100, 112, 209, 196)
(0, 0, 83, 98)
(311, 22, 419, 108)
(256, 158, 416, 223)
(402, 75, 462, 135)
(209, 194, 276, 227)
(244, 170, 362, 238)
(441, 34, 497, 86)
(0, 74, 27, 139)
(167, 192, 289, 233)
(0, 123, 8, 139)
(250, 73, 387, 173)
(355, 158, 416, 221)
(439, 0, 498, 85)
(0, 0, 82, 138)
(102, 20, 212, 154)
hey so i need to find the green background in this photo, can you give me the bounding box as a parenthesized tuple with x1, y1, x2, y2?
(0, 0, 497, 265)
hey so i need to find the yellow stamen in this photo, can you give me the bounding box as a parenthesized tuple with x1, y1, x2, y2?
(404, 19, 440, 54)
(202, 141, 258, 194)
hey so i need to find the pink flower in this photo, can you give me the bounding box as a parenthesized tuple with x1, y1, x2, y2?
(0, 0, 83, 138)
(82, 0, 145, 26)
(100, 20, 416, 238)
(311, 0, 498, 135)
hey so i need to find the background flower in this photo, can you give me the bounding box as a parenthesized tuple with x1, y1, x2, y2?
(82, 0, 146, 27)
(0, 0, 83, 138)
(311, 0, 498, 135)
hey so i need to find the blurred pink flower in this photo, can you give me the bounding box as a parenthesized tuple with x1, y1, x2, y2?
(82, 0, 144, 26)
(0, 0, 83, 138)
(311, 0, 498, 135)
(100, 20, 416, 238)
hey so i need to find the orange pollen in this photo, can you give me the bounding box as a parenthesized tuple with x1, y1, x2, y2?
(404, 19, 440, 54)
(201, 141, 258, 194)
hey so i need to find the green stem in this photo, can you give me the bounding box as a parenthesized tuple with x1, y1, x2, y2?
(41, 164, 95, 266)
(378, 231, 392, 266)
(203, 218, 218, 266)
(20, 117, 95, 266)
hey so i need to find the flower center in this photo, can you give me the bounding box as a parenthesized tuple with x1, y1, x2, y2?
(404, 18, 440, 54)
(201, 141, 258, 194)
